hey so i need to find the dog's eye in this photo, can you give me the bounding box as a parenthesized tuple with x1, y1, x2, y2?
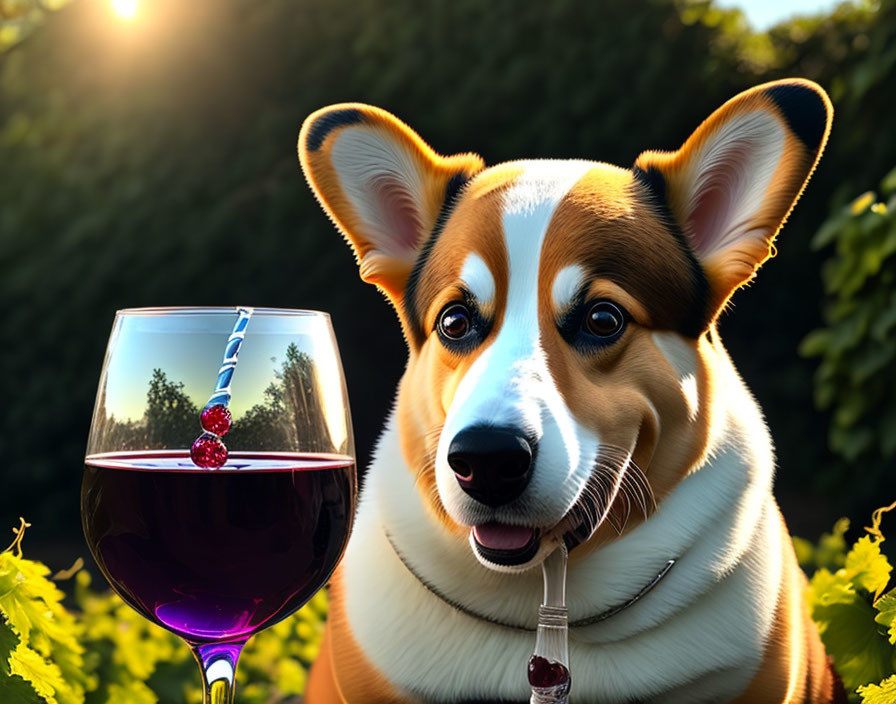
(584, 301, 626, 339)
(438, 304, 472, 340)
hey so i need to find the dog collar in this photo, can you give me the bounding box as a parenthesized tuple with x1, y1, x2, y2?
(384, 529, 676, 632)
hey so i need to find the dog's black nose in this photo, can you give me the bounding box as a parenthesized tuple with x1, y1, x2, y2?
(447, 426, 535, 507)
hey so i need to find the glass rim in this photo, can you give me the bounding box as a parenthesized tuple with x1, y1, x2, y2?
(115, 306, 330, 318)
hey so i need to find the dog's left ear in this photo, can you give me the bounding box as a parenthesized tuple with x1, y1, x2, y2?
(298, 103, 484, 301)
(634, 78, 832, 321)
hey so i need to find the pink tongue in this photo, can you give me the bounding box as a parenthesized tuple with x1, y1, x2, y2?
(473, 523, 535, 551)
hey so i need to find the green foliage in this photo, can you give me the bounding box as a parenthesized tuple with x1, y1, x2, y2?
(0, 519, 92, 704)
(0, 521, 327, 703)
(800, 168, 896, 477)
(7, 513, 896, 701)
(797, 504, 896, 702)
(74, 569, 193, 704)
(794, 516, 850, 572)
(858, 675, 896, 704)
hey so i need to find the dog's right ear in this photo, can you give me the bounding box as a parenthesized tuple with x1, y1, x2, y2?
(298, 104, 484, 303)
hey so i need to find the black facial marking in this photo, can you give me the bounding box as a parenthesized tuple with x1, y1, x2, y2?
(763, 83, 828, 152)
(305, 108, 363, 152)
(631, 165, 711, 337)
(403, 172, 471, 343)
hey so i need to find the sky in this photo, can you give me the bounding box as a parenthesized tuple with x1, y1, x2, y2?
(717, 0, 847, 28)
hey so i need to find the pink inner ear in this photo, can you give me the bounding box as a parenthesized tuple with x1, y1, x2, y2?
(372, 175, 423, 256)
(686, 140, 751, 258)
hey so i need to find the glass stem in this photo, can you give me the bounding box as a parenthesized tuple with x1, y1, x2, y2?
(191, 641, 246, 704)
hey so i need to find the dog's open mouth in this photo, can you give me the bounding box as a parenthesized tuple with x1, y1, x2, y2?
(471, 513, 596, 568)
(471, 523, 540, 566)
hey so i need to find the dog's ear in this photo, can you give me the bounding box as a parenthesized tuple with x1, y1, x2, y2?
(634, 78, 832, 322)
(298, 103, 484, 301)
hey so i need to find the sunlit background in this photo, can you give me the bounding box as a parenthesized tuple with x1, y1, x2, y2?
(0, 0, 894, 572)
(110, 0, 137, 21)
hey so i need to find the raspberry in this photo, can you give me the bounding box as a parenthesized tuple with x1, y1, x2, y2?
(528, 655, 570, 688)
(191, 433, 228, 468)
(200, 404, 232, 436)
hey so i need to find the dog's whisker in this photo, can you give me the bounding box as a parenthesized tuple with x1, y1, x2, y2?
(563, 444, 655, 541)
(620, 472, 648, 520)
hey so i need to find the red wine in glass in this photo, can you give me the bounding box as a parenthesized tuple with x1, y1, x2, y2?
(82, 307, 357, 703)
(81, 451, 354, 644)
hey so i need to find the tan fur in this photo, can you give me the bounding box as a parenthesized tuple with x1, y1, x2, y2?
(732, 512, 834, 704)
(306, 571, 411, 704)
(543, 165, 705, 331)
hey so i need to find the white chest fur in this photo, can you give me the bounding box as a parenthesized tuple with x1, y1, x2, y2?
(341, 370, 784, 703)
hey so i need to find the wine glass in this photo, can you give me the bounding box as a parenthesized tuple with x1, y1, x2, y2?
(81, 307, 357, 703)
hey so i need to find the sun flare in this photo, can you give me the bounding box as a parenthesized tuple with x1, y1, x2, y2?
(110, 0, 139, 21)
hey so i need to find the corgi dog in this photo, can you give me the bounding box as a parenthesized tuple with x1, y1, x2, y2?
(297, 79, 840, 703)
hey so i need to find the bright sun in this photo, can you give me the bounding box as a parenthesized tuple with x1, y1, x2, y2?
(110, 0, 139, 21)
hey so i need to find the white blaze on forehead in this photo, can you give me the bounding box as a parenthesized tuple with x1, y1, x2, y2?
(501, 160, 595, 324)
(552, 264, 586, 312)
(460, 252, 495, 305)
(652, 331, 700, 421)
(436, 160, 599, 527)
(502, 159, 595, 216)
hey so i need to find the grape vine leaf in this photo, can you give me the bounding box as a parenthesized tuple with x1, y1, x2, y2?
(0, 548, 91, 704)
(858, 674, 896, 704)
(808, 569, 895, 691)
(873, 589, 896, 645)
(0, 618, 18, 670)
(0, 620, 42, 704)
(845, 536, 893, 598)
(9, 643, 65, 704)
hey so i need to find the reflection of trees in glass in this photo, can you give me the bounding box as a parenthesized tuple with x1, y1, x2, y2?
(91, 369, 200, 451)
(93, 345, 334, 452)
(146, 369, 200, 448)
(228, 343, 331, 452)
(88, 386, 147, 452)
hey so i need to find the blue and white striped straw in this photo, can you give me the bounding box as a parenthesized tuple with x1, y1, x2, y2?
(206, 306, 254, 409)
